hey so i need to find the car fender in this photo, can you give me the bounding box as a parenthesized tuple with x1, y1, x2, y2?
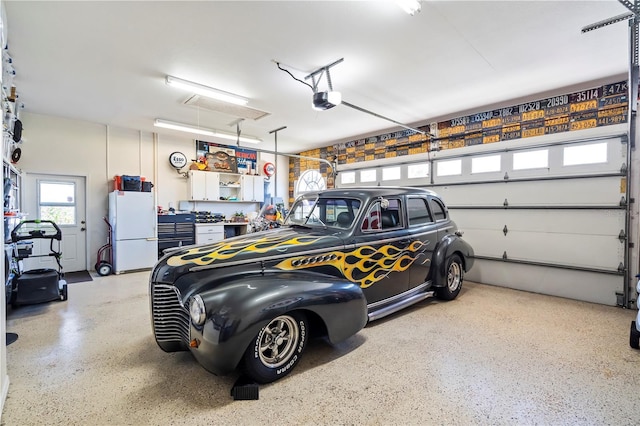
(432, 234, 475, 287)
(184, 271, 367, 370)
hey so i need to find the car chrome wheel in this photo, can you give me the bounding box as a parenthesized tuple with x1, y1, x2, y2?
(436, 254, 463, 301)
(447, 261, 461, 291)
(258, 315, 299, 368)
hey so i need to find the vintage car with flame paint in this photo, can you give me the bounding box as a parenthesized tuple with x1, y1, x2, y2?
(150, 187, 474, 383)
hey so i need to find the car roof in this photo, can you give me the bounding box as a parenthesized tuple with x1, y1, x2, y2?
(299, 186, 439, 200)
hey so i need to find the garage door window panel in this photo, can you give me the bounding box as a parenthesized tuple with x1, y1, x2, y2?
(513, 149, 548, 170)
(360, 169, 377, 183)
(407, 163, 429, 179)
(472, 154, 501, 174)
(382, 166, 401, 182)
(563, 142, 607, 166)
(437, 159, 462, 177)
(341, 171, 356, 185)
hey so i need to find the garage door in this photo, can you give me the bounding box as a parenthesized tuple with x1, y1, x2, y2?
(336, 124, 631, 306)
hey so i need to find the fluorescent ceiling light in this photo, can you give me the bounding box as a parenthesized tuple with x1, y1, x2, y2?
(154, 119, 261, 144)
(165, 76, 249, 106)
(395, 0, 421, 15)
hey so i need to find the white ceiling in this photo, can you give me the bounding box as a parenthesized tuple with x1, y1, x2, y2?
(3, 0, 631, 154)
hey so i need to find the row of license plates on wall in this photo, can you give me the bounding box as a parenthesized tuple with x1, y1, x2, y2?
(329, 80, 629, 164)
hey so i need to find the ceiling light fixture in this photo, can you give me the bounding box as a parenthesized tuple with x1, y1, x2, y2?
(395, 0, 421, 15)
(165, 76, 249, 106)
(154, 119, 261, 144)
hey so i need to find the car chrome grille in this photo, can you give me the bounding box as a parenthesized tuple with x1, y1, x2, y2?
(151, 283, 190, 346)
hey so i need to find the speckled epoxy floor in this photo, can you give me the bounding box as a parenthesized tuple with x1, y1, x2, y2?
(1, 271, 638, 425)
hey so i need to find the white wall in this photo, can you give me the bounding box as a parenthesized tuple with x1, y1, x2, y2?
(19, 112, 112, 270)
(17, 112, 290, 270)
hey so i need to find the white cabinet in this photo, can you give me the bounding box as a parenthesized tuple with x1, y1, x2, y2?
(241, 175, 264, 202)
(188, 170, 219, 201)
(189, 171, 245, 202)
(196, 224, 225, 245)
(218, 172, 242, 201)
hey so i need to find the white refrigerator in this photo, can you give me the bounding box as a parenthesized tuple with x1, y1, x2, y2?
(108, 191, 158, 274)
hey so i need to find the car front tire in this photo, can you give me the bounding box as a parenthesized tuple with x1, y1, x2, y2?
(631, 321, 640, 349)
(436, 254, 463, 301)
(243, 312, 309, 384)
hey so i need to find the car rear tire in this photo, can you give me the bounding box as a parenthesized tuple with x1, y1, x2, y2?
(243, 312, 308, 384)
(436, 254, 463, 301)
(631, 321, 640, 349)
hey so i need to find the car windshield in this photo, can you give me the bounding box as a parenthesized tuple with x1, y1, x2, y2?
(284, 196, 362, 229)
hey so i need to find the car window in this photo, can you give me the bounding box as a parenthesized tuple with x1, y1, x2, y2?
(408, 197, 433, 226)
(286, 197, 361, 228)
(287, 198, 316, 225)
(361, 203, 381, 232)
(361, 198, 402, 232)
(429, 198, 447, 221)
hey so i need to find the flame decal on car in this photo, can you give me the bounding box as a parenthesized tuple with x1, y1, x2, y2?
(275, 240, 427, 288)
(166, 234, 327, 267)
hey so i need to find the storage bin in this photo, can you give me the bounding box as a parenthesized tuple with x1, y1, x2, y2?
(142, 181, 154, 192)
(122, 175, 142, 191)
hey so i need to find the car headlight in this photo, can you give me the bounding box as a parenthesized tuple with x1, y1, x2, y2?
(189, 294, 206, 326)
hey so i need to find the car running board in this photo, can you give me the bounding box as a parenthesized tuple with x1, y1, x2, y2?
(367, 290, 435, 322)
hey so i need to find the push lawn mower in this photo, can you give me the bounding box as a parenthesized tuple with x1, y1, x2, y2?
(9, 219, 68, 308)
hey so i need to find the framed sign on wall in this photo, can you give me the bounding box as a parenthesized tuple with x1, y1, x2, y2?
(196, 140, 258, 174)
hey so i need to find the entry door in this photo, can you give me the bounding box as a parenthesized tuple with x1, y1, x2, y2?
(355, 198, 411, 304)
(22, 173, 87, 272)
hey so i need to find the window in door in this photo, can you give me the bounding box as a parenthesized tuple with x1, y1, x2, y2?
(361, 198, 402, 232)
(407, 198, 433, 226)
(429, 198, 447, 221)
(38, 180, 76, 225)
